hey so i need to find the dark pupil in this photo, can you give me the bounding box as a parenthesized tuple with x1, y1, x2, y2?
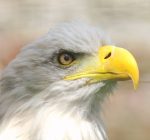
(63, 54, 71, 61)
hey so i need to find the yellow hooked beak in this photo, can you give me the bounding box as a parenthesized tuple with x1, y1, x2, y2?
(65, 46, 139, 89)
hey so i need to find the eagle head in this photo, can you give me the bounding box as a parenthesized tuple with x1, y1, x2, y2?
(0, 22, 139, 140)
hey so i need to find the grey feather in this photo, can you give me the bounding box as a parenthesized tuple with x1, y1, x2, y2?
(0, 22, 116, 140)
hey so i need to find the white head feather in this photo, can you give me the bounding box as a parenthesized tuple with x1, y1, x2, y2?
(0, 22, 116, 140)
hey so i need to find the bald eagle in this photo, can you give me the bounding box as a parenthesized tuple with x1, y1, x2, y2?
(0, 22, 139, 140)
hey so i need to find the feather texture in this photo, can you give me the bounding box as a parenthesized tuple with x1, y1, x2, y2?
(0, 22, 115, 140)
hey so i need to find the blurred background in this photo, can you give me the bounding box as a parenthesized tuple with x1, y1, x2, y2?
(0, 0, 150, 139)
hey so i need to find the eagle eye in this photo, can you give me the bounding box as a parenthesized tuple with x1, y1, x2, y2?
(57, 52, 75, 66)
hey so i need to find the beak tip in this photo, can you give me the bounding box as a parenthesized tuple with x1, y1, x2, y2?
(133, 78, 139, 90)
(134, 84, 138, 90)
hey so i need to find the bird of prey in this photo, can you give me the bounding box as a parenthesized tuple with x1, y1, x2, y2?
(0, 22, 139, 140)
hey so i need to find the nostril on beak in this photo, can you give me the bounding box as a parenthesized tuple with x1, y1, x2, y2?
(104, 52, 111, 59)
